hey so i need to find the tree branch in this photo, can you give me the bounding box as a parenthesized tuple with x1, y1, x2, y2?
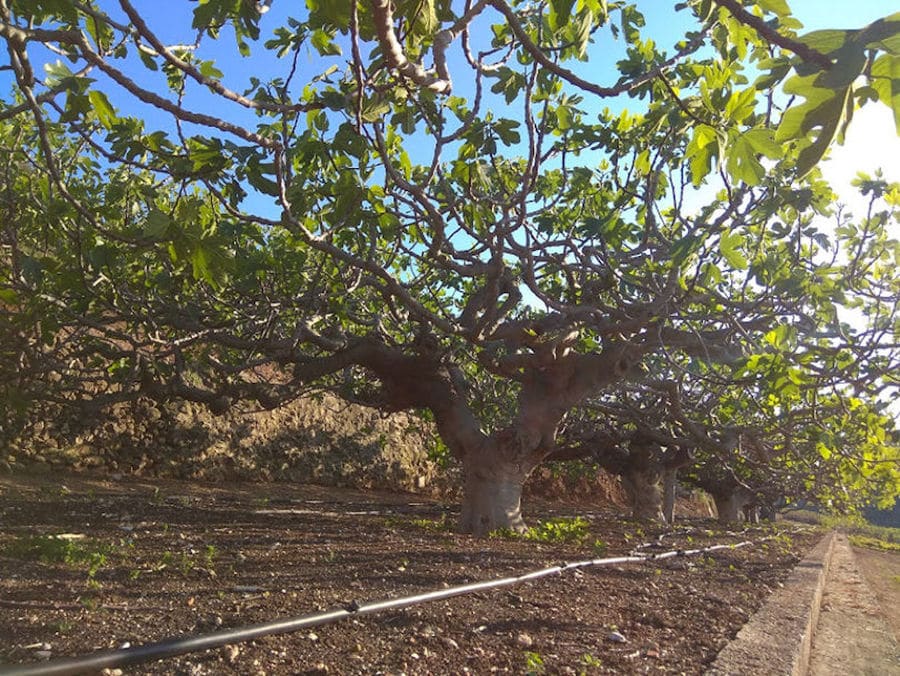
(369, 0, 453, 93)
(712, 0, 832, 69)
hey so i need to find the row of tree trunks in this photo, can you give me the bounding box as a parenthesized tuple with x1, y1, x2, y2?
(455, 421, 776, 533)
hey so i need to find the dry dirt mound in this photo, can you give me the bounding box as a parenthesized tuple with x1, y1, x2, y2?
(4, 393, 444, 492)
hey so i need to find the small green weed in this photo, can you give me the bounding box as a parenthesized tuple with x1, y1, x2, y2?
(591, 539, 608, 556)
(524, 650, 546, 675)
(178, 552, 195, 575)
(144, 548, 214, 576)
(159, 550, 175, 568)
(78, 596, 99, 611)
(493, 517, 592, 544)
(580, 652, 603, 668)
(3, 534, 110, 584)
(204, 544, 218, 568)
(51, 619, 76, 634)
(409, 515, 453, 532)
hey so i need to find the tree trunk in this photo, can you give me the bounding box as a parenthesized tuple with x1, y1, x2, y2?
(759, 503, 777, 521)
(621, 467, 664, 522)
(742, 504, 760, 524)
(713, 488, 753, 523)
(662, 468, 677, 525)
(458, 460, 529, 536)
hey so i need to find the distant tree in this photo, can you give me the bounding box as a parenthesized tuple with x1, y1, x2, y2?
(1, 1, 898, 533)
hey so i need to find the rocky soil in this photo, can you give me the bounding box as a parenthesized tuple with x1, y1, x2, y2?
(1, 473, 819, 675)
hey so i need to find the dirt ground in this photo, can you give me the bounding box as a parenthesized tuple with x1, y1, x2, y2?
(853, 546, 900, 642)
(0, 473, 820, 675)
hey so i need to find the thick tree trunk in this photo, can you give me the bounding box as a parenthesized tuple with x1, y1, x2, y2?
(662, 468, 677, 525)
(713, 493, 742, 522)
(742, 503, 761, 524)
(713, 487, 754, 523)
(621, 467, 665, 522)
(459, 461, 528, 536)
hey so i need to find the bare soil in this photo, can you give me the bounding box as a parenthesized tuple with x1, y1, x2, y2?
(853, 546, 900, 642)
(0, 473, 819, 675)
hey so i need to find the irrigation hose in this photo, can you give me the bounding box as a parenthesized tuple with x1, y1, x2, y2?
(0, 540, 752, 676)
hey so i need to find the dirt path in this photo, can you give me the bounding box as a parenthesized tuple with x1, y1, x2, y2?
(854, 545, 900, 642)
(807, 534, 899, 675)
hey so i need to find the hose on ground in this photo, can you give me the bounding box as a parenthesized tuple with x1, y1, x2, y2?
(0, 540, 754, 676)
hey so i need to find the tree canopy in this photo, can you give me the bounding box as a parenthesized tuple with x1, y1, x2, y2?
(1, 0, 898, 534)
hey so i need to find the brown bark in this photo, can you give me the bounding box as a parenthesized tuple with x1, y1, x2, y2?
(458, 456, 529, 536)
(662, 468, 678, 525)
(451, 344, 639, 534)
(711, 486, 754, 523)
(621, 465, 665, 522)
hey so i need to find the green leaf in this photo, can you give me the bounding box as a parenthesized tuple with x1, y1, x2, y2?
(635, 149, 651, 174)
(818, 43, 868, 90)
(311, 29, 341, 57)
(764, 324, 795, 349)
(756, 0, 790, 16)
(685, 124, 720, 185)
(776, 70, 854, 178)
(494, 118, 521, 146)
(741, 128, 783, 159)
(138, 48, 159, 71)
(725, 135, 765, 185)
(755, 58, 792, 91)
(245, 170, 279, 196)
(798, 29, 851, 56)
(549, 0, 576, 30)
(144, 207, 171, 239)
(361, 96, 391, 122)
(191, 246, 211, 285)
(723, 87, 757, 124)
(575, 8, 594, 59)
(334, 123, 368, 158)
(796, 87, 852, 178)
(88, 90, 116, 129)
(489, 68, 526, 105)
(670, 233, 702, 267)
(870, 54, 900, 135)
(198, 60, 224, 79)
(43, 60, 78, 88)
(719, 231, 748, 269)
